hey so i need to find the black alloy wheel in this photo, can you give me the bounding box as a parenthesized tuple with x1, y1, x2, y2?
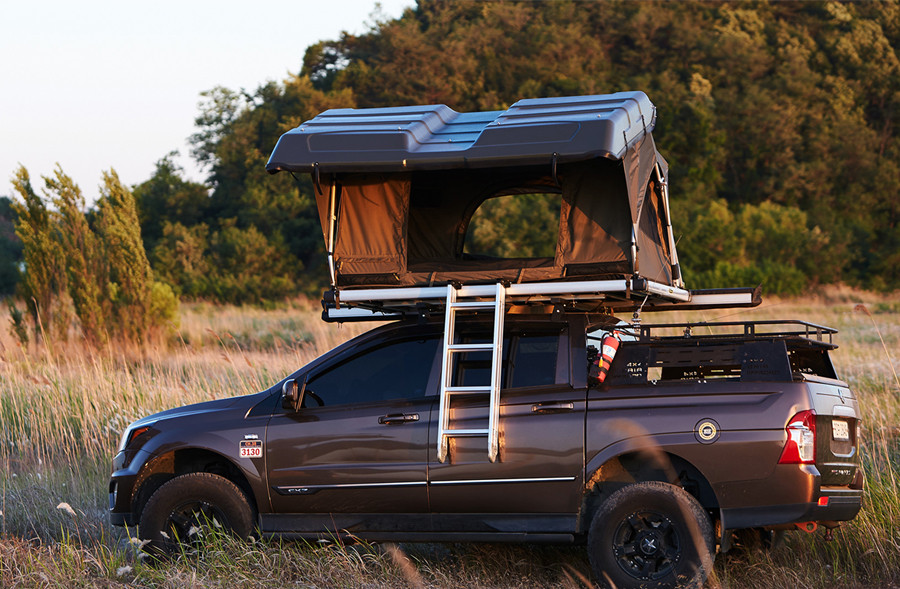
(612, 508, 681, 580)
(588, 481, 714, 589)
(139, 472, 255, 556)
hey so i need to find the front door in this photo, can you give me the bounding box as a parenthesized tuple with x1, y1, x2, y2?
(265, 334, 440, 523)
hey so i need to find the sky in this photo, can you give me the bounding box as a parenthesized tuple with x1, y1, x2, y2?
(0, 0, 413, 200)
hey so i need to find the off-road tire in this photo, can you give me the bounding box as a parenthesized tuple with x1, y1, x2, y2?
(587, 481, 715, 589)
(139, 472, 254, 556)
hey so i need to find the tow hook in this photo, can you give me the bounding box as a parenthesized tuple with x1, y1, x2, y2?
(794, 521, 838, 540)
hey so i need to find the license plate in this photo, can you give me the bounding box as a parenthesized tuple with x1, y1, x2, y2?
(832, 419, 850, 441)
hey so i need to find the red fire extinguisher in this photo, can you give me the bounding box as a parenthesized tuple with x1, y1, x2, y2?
(589, 332, 620, 385)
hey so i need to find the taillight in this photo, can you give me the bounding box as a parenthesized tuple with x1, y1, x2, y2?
(779, 409, 816, 464)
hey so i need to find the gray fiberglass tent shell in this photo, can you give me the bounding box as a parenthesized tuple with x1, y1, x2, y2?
(267, 92, 687, 295)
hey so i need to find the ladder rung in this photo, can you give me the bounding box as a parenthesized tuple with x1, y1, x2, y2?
(444, 386, 492, 394)
(443, 428, 489, 437)
(449, 301, 496, 310)
(447, 343, 493, 352)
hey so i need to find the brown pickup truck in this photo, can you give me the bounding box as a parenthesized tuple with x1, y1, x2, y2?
(110, 313, 862, 588)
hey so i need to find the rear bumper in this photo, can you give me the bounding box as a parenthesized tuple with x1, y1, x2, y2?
(717, 463, 863, 530)
(720, 488, 862, 530)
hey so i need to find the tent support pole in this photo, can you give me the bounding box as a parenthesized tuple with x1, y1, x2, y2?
(327, 180, 337, 288)
(656, 163, 682, 287)
(631, 226, 639, 276)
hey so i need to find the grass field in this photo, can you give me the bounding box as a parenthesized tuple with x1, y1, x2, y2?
(0, 289, 898, 588)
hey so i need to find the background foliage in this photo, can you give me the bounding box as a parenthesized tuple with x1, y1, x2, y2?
(8, 166, 177, 346)
(5, 0, 899, 304)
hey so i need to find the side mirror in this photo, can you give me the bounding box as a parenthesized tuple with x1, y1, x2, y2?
(281, 377, 305, 411)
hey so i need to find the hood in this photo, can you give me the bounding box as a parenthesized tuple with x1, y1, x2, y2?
(132, 392, 263, 428)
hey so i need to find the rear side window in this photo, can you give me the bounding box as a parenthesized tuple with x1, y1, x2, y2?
(511, 335, 559, 387)
(306, 336, 440, 406)
(455, 332, 561, 389)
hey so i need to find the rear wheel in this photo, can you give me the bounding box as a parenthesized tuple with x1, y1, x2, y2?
(587, 481, 714, 589)
(139, 472, 255, 555)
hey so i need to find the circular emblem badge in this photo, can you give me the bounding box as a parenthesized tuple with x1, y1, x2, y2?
(694, 419, 721, 444)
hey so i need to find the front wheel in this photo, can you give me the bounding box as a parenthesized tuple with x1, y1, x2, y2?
(139, 472, 255, 555)
(587, 481, 714, 589)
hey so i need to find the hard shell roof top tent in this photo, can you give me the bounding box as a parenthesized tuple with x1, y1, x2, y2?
(266, 91, 759, 320)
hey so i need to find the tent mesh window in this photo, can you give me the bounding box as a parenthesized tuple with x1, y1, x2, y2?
(463, 191, 561, 261)
(407, 166, 562, 273)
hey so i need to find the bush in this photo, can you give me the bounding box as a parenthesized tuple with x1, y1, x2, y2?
(149, 281, 180, 333)
(677, 199, 835, 294)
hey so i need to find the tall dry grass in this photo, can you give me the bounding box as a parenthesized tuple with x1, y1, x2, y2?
(0, 290, 898, 588)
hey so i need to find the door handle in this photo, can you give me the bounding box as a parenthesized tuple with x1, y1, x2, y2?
(531, 402, 575, 413)
(378, 413, 420, 425)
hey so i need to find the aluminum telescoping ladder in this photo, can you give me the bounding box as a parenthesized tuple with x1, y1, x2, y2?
(436, 283, 506, 463)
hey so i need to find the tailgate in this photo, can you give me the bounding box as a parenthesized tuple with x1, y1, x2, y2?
(806, 377, 860, 486)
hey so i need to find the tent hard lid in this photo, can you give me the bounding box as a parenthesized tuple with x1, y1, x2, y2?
(266, 91, 657, 173)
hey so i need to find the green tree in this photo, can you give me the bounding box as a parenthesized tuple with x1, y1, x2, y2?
(12, 165, 175, 347)
(206, 221, 297, 304)
(150, 219, 299, 304)
(133, 153, 210, 254)
(678, 199, 832, 295)
(10, 166, 67, 339)
(96, 170, 154, 341)
(45, 167, 106, 346)
(151, 222, 212, 298)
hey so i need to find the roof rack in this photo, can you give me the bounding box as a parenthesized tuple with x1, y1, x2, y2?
(630, 320, 837, 347)
(321, 279, 761, 322)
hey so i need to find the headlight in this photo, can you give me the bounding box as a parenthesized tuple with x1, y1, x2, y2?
(117, 421, 157, 453)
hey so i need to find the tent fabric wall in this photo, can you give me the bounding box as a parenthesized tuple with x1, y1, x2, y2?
(318, 157, 675, 289)
(328, 174, 411, 277)
(556, 159, 632, 277)
(313, 178, 332, 247)
(623, 134, 661, 226)
(407, 169, 490, 266)
(635, 176, 673, 284)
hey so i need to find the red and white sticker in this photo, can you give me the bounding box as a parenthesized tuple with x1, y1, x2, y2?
(239, 439, 262, 458)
